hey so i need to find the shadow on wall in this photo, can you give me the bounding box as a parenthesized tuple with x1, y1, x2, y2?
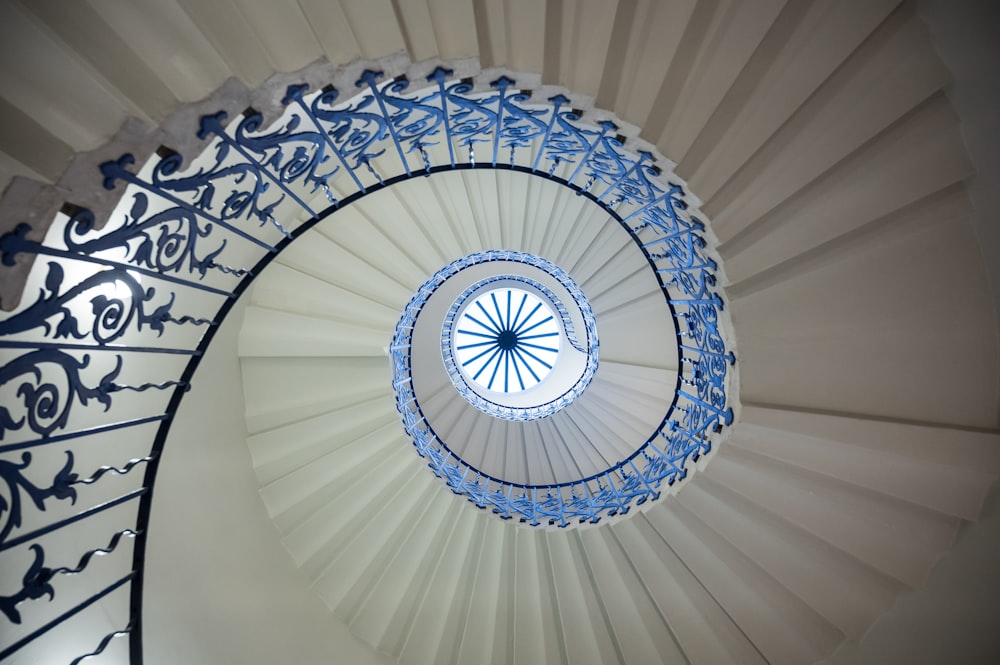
(823, 476, 1000, 665)
(141, 298, 390, 665)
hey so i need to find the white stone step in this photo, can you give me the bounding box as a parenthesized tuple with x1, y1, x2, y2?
(644, 503, 843, 665)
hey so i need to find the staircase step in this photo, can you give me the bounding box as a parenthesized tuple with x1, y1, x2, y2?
(242, 356, 392, 433)
(704, 445, 959, 586)
(247, 396, 397, 484)
(311, 468, 439, 606)
(346, 490, 461, 650)
(578, 527, 687, 665)
(677, 475, 901, 637)
(249, 261, 401, 330)
(397, 507, 484, 665)
(611, 516, 769, 665)
(240, 305, 387, 357)
(644, 502, 843, 665)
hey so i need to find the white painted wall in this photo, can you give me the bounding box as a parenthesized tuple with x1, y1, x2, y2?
(821, 7, 1000, 659)
(919, 0, 1000, 425)
(142, 298, 389, 665)
(823, 478, 1000, 665)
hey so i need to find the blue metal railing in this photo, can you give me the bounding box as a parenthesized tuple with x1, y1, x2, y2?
(0, 65, 734, 663)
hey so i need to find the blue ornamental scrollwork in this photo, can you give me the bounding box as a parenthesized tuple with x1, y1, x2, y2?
(359, 71, 446, 173)
(0, 544, 55, 623)
(307, 82, 391, 184)
(542, 109, 604, 176)
(232, 109, 338, 200)
(62, 196, 232, 278)
(492, 76, 549, 163)
(0, 65, 736, 661)
(282, 84, 368, 194)
(99, 152, 278, 255)
(137, 138, 283, 235)
(0, 262, 200, 345)
(438, 76, 498, 156)
(194, 110, 323, 227)
(0, 451, 78, 545)
(594, 149, 658, 207)
(0, 351, 120, 439)
(574, 125, 631, 195)
(586, 140, 670, 209)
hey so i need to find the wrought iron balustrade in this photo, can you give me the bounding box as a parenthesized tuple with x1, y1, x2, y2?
(0, 65, 733, 663)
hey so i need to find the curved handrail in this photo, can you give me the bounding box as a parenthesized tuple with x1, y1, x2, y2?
(0, 65, 734, 663)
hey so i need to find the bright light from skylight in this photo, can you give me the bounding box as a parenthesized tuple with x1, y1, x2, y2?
(453, 288, 561, 393)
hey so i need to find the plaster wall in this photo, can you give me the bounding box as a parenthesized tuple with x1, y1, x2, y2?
(142, 298, 389, 665)
(823, 479, 1000, 665)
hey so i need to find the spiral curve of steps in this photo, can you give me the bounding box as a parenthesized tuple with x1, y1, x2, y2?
(233, 107, 998, 665)
(0, 1, 999, 665)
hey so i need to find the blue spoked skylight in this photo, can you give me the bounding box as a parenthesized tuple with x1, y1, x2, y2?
(435, 258, 598, 421)
(454, 288, 561, 393)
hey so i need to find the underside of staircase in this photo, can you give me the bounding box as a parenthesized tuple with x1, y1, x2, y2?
(0, 2, 998, 665)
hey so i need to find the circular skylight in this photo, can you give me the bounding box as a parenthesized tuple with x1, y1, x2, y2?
(399, 252, 599, 422)
(453, 287, 561, 393)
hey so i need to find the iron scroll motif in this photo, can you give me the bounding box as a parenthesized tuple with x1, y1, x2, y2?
(0, 261, 206, 345)
(0, 351, 120, 440)
(0, 451, 78, 546)
(0, 529, 137, 624)
(0, 65, 733, 661)
(61, 198, 233, 278)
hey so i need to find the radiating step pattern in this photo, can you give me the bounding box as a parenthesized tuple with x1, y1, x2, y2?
(1, 1, 999, 665)
(239, 157, 998, 665)
(241, 168, 674, 488)
(229, 3, 999, 665)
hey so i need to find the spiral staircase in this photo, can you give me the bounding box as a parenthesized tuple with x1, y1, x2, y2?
(1, 1, 999, 665)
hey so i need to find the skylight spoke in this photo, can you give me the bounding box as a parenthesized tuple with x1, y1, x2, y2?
(474, 302, 503, 334)
(457, 340, 500, 350)
(505, 290, 512, 332)
(516, 315, 555, 337)
(519, 341, 560, 353)
(513, 302, 543, 334)
(511, 292, 528, 331)
(510, 349, 526, 390)
(490, 292, 506, 332)
(463, 343, 502, 367)
(511, 347, 543, 382)
(519, 302, 549, 329)
(514, 345, 554, 370)
(472, 346, 503, 380)
(486, 347, 504, 389)
(503, 348, 510, 392)
(465, 311, 501, 335)
(457, 329, 498, 340)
